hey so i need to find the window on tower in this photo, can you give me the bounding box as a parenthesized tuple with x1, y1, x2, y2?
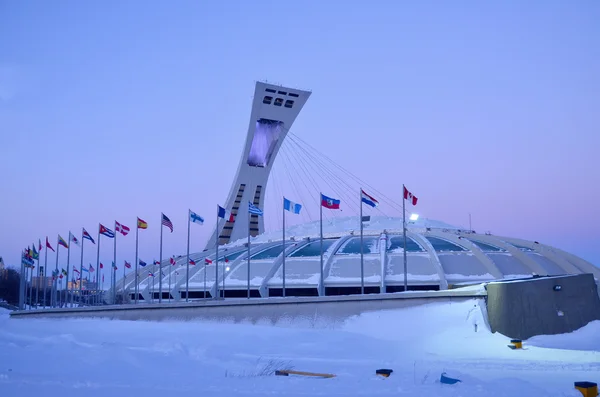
(247, 118, 285, 168)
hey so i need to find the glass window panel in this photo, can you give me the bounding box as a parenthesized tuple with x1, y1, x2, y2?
(388, 236, 424, 252)
(289, 239, 337, 257)
(469, 240, 504, 252)
(426, 236, 467, 252)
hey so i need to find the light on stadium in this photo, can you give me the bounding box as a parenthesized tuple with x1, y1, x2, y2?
(409, 213, 419, 221)
(225, 266, 230, 272)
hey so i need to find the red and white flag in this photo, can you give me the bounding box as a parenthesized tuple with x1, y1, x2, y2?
(205, 258, 213, 264)
(403, 186, 418, 206)
(115, 221, 130, 236)
(124, 261, 132, 269)
(170, 257, 176, 266)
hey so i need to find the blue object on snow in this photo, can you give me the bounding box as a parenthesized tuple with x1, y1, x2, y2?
(440, 372, 461, 385)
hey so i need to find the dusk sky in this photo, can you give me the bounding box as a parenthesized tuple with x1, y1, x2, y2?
(1, 0, 598, 275)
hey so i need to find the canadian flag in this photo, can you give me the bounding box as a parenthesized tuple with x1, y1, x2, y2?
(115, 221, 130, 236)
(403, 186, 418, 206)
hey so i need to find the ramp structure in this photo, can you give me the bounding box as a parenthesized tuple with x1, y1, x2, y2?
(205, 82, 311, 249)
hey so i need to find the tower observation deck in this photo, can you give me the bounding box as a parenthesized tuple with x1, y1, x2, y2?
(205, 82, 311, 249)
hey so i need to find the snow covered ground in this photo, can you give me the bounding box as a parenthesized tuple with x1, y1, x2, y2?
(1, 300, 598, 396)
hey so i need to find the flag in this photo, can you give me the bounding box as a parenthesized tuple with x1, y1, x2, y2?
(102, 274, 104, 283)
(148, 272, 155, 277)
(154, 260, 161, 266)
(69, 232, 80, 246)
(38, 239, 42, 252)
(190, 211, 204, 225)
(73, 268, 80, 274)
(139, 259, 147, 267)
(115, 221, 130, 236)
(217, 206, 235, 222)
(225, 257, 229, 263)
(81, 267, 89, 273)
(59, 274, 63, 279)
(89, 264, 95, 272)
(22, 255, 34, 267)
(361, 189, 379, 208)
(161, 213, 173, 232)
(100, 263, 104, 269)
(46, 237, 55, 252)
(99, 224, 115, 238)
(112, 261, 117, 269)
(283, 197, 302, 214)
(321, 194, 341, 209)
(124, 261, 131, 269)
(189, 259, 196, 266)
(403, 186, 418, 205)
(83, 228, 95, 244)
(204, 258, 212, 264)
(170, 257, 176, 266)
(32, 245, 39, 260)
(58, 235, 69, 249)
(137, 217, 148, 229)
(248, 202, 263, 216)
(61, 268, 67, 276)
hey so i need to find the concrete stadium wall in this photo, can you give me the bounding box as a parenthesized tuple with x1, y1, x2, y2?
(486, 274, 600, 340)
(10, 290, 482, 326)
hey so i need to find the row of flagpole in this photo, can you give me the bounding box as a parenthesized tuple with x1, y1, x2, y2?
(20, 185, 418, 309)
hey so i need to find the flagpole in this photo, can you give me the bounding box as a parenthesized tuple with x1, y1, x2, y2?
(43, 239, 48, 308)
(319, 193, 324, 297)
(96, 224, 101, 305)
(402, 184, 408, 292)
(24, 265, 28, 310)
(122, 263, 125, 302)
(159, 213, 163, 304)
(113, 221, 117, 304)
(79, 229, 84, 305)
(135, 220, 139, 304)
(35, 251, 40, 308)
(66, 235, 71, 307)
(186, 210, 191, 302)
(19, 253, 25, 310)
(360, 188, 365, 295)
(203, 257, 207, 298)
(29, 263, 33, 309)
(247, 208, 250, 299)
(282, 198, 286, 298)
(215, 206, 219, 299)
(54, 236, 59, 307)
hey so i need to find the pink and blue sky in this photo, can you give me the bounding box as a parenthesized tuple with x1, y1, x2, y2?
(0, 0, 598, 272)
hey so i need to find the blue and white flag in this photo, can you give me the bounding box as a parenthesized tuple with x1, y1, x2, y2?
(248, 202, 263, 216)
(190, 210, 204, 225)
(283, 198, 302, 214)
(81, 266, 89, 273)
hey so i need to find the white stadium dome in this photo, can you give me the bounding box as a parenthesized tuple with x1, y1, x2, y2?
(117, 215, 600, 302)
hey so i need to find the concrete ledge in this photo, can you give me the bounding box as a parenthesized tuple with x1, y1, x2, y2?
(10, 289, 485, 324)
